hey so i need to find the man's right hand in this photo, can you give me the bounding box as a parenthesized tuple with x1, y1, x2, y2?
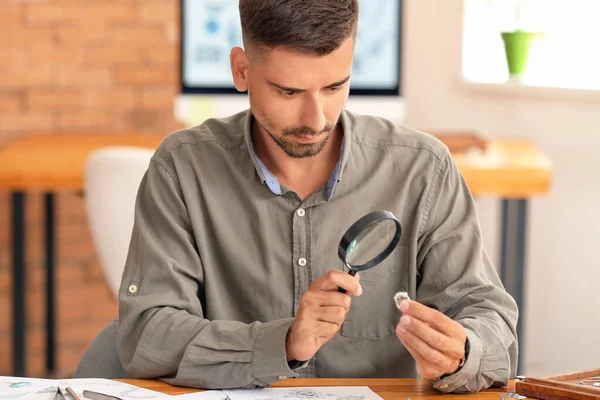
(286, 270, 362, 362)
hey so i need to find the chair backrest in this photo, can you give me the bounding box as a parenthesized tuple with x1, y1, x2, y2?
(84, 147, 154, 297)
(73, 319, 127, 378)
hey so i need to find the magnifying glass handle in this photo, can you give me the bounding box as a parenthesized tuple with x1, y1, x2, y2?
(337, 269, 357, 293)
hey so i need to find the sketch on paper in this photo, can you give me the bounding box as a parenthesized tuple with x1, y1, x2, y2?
(0, 377, 167, 400)
(172, 390, 230, 400)
(0, 377, 53, 399)
(224, 386, 381, 400)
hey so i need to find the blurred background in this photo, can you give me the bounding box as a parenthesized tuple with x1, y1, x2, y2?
(0, 0, 598, 380)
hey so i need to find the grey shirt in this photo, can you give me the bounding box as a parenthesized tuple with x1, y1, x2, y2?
(117, 109, 518, 393)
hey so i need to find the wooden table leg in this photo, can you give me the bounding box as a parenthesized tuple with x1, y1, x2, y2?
(11, 192, 26, 377)
(45, 192, 56, 375)
(500, 198, 528, 375)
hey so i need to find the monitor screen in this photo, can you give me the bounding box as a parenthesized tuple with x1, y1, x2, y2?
(180, 0, 402, 96)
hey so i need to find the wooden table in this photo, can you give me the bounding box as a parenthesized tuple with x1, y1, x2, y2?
(453, 139, 552, 375)
(0, 135, 162, 378)
(0, 135, 552, 377)
(121, 378, 516, 398)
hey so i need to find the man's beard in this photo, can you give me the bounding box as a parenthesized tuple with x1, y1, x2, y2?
(265, 122, 336, 159)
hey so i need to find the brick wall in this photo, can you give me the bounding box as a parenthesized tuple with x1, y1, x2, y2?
(0, 0, 184, 377)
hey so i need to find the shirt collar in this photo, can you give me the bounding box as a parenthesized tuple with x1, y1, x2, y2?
(243, 109, 352, 200)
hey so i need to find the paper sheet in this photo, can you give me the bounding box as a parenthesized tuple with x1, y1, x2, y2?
(223, 386, 383, 400)
(0, 377, 168, 400)
(0, 377, 54, 399)
(2, 377, 382, 400)
(172, 391, 228, 400)
(51, 378, 168, 399)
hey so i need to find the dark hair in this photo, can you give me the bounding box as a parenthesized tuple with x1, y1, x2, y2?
(239, 0, 359, 56)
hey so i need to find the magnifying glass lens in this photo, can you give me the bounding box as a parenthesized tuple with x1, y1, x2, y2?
(337, 210, 402, 293)
(345, 219, 398, 266)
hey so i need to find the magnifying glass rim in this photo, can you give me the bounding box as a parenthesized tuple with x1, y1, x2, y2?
(338, 210, 402, 272)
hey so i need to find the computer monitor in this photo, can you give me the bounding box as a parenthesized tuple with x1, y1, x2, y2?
(176, 0, 405, 125)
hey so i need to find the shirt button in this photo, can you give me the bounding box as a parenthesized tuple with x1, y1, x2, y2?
(278, 376, 287, 380)
(439, 384, 449, 389)
(128, 284, 138, 294)
(296, 208, 305, 217)
(298, 258, 307, 266)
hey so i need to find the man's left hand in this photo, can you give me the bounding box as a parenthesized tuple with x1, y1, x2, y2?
(395, 300, 467, 379)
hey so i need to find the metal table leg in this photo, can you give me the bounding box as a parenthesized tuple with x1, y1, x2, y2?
(500, 198, 528, 374)
(45, 192, 56, 375)
(11, 192, 26, 377)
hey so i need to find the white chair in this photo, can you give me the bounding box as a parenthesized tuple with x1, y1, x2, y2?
(76, 147, 153, 378)
(84, 146, 154, 297)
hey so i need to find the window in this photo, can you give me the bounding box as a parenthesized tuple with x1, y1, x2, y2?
(462, 0, 600, 91)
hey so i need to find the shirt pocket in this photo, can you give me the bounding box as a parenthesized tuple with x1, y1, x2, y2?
(340, 245, 409, 340)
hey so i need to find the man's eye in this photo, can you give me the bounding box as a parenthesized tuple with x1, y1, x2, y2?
(281, 90, 297, 97)
(327, 86, 342, 93)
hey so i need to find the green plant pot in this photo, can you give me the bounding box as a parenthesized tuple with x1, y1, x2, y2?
(501, 30, 543, 78)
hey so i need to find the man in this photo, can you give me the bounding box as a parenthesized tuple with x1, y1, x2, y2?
(117, 0, 518, 393)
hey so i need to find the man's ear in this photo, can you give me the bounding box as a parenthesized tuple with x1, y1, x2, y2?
(230, 47, 249, 93)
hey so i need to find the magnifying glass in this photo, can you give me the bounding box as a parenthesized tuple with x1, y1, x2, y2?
(337, 210, 402, 293)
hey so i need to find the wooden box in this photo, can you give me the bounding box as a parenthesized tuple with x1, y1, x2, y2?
(516, 369, 600, 400)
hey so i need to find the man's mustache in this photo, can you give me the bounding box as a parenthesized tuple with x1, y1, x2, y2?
(282, 124, 335, 137)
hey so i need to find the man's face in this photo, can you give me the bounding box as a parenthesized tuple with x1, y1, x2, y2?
(244, 37, 354, 159)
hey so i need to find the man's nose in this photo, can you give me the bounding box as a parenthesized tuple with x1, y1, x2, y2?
(301, 96, 326, 133)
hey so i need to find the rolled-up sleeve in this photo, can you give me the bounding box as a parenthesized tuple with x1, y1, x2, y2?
(416, 148, 519, 394)
(116, 156, 302, 389)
